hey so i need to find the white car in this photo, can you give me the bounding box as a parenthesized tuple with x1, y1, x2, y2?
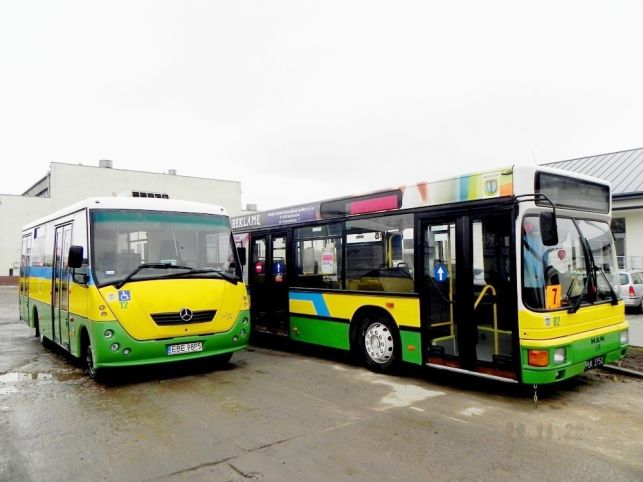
(619, 269, 643, 312)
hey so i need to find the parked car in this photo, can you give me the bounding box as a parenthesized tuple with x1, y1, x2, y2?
(619, 269, 643, 312)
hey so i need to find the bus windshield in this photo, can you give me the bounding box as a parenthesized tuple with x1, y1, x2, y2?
(522, 215, 619, 311)
(91, 210, 240, 287)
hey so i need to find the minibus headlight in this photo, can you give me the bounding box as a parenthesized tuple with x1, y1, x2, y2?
(620, 330, 629, 345)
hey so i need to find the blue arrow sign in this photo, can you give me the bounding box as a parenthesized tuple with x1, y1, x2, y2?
(273, 261, 283, 275)
(433, 263, 448, 282)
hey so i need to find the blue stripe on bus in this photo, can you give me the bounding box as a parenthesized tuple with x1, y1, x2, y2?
(28, 266, 53, 279)
(289, 291, 330, 317)
(26, 266, 95, 285)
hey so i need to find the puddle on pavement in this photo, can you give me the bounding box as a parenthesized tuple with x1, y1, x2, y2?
(0, 371, 83, 384)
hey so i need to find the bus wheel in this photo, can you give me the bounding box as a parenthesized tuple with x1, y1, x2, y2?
(359, 315, 399, 371)
(85, 343, 103, 380)
(34, 313, 40, 339)
(213, 352, 233, 365)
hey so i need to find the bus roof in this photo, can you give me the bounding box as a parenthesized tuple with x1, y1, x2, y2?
(231, 165, 611, 231)
(23, 197, 229, 230)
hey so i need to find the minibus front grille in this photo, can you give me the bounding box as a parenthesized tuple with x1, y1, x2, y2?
(151, 310, 216, 325)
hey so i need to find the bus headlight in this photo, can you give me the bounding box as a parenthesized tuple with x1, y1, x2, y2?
(104, 329, 114, 338)
(620, 330, 629, 345)
(110, 343, 120, 352)
(553, 348, 566, 364)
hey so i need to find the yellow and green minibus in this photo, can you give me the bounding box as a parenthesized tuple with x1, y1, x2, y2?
(232, 165, 628, 385)
(20, 196, 250, 379)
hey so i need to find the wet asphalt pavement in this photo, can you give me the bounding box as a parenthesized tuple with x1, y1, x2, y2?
(1, 286, 642, 481)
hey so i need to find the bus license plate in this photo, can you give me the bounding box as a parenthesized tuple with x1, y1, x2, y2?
(585, 355, 605, 371)
(167, 341, 203, 356)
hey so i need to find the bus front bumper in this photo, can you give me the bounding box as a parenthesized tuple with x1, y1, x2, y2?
(92, 310, 250, 369)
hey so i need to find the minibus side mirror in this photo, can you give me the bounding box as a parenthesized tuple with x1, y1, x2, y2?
(539, 212, 559, 246)
(68, 245, 84, 269)
(237, 247, 247, 266)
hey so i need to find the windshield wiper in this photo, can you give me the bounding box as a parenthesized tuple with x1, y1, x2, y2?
(164, 267, 239, 284)
(594, 265, 619, 305)
(568, 275, 590, 314)
(113, 263, 192, 289)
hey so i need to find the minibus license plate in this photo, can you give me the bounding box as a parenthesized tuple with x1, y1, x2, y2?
(167, 342, 203, 356)
(585, 356, 605, 371)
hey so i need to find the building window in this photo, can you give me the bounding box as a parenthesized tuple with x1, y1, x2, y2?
(611, 217, 626, 268)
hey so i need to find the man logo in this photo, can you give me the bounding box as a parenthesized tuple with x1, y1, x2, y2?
(179, 308, 193, 322)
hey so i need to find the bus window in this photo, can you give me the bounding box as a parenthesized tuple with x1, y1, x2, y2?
(345, 214, 414, 292)
(293, 223, 342, 289)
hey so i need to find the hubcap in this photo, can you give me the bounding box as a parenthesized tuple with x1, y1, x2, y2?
(364, 322, 394, 364)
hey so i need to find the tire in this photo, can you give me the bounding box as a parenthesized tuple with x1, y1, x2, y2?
(32, 310, 41, 339)
(85, 342, 104, 381)
(35, 314, 51, 348)
(213, 352, 233, 365)
(359, 314, 400, 372)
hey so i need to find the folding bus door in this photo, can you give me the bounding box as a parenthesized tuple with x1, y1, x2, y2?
(249, 232, 289, 335)
(52, 224, 73, 350)
(419, 212, 517, 380)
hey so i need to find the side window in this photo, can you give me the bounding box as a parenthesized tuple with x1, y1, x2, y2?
(619, 274, 628, 285)
(345, 214, 414, 292)
(293, 223, 342, 289)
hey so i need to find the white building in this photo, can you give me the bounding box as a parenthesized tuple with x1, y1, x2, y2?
(544, 147, 643, 269)
(0, 160, 249, 276)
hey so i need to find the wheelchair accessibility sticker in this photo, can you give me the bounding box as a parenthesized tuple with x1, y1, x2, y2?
(118, 290, 131, 309)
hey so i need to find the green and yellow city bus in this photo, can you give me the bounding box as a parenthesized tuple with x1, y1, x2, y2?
(20, 196, 250, 379)
(232, 165, 628, 385)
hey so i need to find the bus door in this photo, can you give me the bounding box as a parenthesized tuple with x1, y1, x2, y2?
(52, 224, 73, 349)
(249, 231, 289, 335)
(419, 213, 517, 380)
(20, 234, 32, 323)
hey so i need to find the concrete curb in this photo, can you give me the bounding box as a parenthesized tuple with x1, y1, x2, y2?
(602, 364, 643, 379)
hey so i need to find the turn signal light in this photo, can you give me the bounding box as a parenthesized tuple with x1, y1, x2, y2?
(528, 349, 549, 367)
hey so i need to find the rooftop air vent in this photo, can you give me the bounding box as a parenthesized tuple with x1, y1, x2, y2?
(118, 191, 169, 199)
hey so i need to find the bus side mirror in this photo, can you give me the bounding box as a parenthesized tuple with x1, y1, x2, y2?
(237, 247, 247, 266)
(68, 245, 84, 269)
(539, 212, 558, 246)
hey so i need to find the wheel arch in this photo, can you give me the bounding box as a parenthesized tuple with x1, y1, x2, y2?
(79, 325, 91, 356)
(349, 305, 399, 351)
(31, 306, 40, 335)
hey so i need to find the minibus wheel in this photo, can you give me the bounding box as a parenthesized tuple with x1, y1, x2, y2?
(82, 334, 104, 381)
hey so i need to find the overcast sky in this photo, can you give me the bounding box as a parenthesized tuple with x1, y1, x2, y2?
(1, 1, 642, 210)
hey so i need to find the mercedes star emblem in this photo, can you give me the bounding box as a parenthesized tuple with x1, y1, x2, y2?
(179, 308, 193, 322)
